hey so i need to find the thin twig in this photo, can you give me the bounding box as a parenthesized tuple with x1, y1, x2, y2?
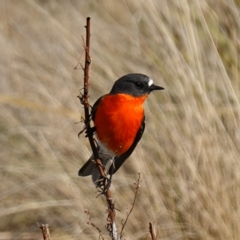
(155, 225, 159, 239)
(74, 48, 84, 70)
(79, 17, 118, 240)
(120, 172, 141, 238)
(84, 209, 104, 240)
(80, 17, 107, 185)
(36, 223, 50, 240)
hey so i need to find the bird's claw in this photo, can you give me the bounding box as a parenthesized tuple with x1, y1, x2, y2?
(96, 175, 113, 195)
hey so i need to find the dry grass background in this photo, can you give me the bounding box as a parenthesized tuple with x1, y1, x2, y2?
(0, 0, 240, 239)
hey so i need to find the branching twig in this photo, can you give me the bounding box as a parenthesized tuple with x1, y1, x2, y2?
(84, 209, 104, 240)
(120, 172, 141, 238)
(78, 17, 118, 240)
(74, 48, 85, 70)
(37, 223, 50, 240)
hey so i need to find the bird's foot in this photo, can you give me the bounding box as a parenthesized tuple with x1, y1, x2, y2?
(96, 175, 113, 196)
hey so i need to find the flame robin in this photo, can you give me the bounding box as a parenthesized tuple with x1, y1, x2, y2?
(78, 73, 164, 184)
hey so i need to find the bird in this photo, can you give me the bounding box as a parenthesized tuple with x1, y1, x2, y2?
(78, 73, 164, 185)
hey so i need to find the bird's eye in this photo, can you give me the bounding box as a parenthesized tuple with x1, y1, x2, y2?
(134, 82, 143, 88)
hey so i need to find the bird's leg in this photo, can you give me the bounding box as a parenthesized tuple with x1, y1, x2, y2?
(95, 176, 111, 197)
(99, 157, 116, 194)
(95, 156, 116, 194)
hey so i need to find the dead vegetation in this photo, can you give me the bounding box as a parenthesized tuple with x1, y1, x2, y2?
(0, 0, 240, 239)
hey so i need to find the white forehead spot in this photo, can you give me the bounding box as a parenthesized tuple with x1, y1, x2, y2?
(148, 78, 153, 86)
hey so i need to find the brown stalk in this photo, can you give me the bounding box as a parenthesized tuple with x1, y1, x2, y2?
(120, 172, 141, 238)
(149, 222, 156, 240)
(79, 17, 118, 239)
(37, 223, 50, 240)
(84, 209, 104, 240)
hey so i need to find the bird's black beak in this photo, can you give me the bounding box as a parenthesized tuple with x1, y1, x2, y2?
(149, 84, 164, 92)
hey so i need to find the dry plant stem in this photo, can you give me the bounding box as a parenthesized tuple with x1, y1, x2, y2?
(81, 17, 117, 239)
(149, 222, 156, 240)
(84, 209, 104, 240)
(37, 223, 50, 240)
(120, 172, 141, 238)
(82, 18, 106, 183)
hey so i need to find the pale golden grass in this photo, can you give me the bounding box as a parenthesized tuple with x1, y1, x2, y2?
(0, 0, 239, 239)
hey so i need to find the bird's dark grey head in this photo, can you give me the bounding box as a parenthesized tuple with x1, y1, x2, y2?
(110, 73, 164, 97)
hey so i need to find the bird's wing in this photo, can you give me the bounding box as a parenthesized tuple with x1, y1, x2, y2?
(109, 116, 145, 175)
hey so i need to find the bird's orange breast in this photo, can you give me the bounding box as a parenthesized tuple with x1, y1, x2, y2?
(94, 94, 147, 155)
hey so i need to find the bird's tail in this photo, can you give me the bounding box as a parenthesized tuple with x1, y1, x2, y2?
(78, 152, 114, 184)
